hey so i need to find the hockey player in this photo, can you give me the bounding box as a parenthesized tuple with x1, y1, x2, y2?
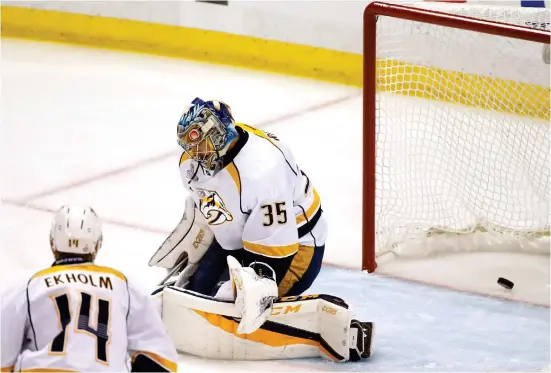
(149, 97, 328, 300)
(1, 205, 178, 372)
(147, 98, 374, 363)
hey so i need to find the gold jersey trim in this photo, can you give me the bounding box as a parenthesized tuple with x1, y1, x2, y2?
(243, 241, 299, 258)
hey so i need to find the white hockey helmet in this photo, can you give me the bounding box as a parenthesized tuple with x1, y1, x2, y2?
(50, 205, 103, 257)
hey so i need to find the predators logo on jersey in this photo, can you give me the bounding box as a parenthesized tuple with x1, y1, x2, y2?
(198, 190, 233, 225)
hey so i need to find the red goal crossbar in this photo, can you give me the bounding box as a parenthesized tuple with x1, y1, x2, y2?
(362, 1, 550, 272)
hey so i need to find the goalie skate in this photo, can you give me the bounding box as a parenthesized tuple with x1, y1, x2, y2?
(349, 320, 375, 361)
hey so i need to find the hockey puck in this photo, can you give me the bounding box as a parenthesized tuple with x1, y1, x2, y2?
(497, 277, 514, 290)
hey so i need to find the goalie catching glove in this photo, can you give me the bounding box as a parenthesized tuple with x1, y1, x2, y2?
(149, 196, 214, 270)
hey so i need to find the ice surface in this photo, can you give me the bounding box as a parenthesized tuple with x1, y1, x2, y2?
(175, 268, 550, 372)
(1, 38, 549, 371)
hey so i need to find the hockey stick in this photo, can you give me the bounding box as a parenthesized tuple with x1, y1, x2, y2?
(156, 253, 189, 287)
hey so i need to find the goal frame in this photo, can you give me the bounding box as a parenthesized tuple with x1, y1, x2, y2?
(362, 1, 551, 273)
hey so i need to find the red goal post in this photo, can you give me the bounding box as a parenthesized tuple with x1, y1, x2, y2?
(362, 2, 550, 272)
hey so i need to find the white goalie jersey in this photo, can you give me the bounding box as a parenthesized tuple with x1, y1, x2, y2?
(179, 122, 327, 259)
(1, 262, 178, 372)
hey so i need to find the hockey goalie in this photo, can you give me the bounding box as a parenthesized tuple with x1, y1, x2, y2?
(149, 98, 375, 362)
(149, 199, 375, 362)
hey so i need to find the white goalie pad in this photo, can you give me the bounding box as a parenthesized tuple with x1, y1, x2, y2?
(149, 196, 214, 268)
(158, 286, 355, 362)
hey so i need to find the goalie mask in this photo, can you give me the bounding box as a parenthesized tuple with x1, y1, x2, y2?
(177, 98, 238, 173)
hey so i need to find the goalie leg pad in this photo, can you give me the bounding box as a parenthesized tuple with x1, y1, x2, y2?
(160, 287, 320, 360)
(158, 287, 374, 362)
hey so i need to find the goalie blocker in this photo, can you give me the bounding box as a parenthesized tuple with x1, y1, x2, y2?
(153, 286, 374, 362)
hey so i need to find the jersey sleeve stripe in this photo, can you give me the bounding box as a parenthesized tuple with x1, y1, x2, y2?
(131, 351, 177, 372)
(277, 245, 315, 296)
(1, 365, 14, 372)
(297, 207, 322, 239)
(296, 189, 321, 225)
(30, 265, 126, 281)
(243, 241, 299, 258)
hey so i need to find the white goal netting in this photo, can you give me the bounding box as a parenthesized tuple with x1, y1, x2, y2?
(374, 2, 550, 259)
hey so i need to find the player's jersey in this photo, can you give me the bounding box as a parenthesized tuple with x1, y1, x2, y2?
(179, 123, 328, 293)
(1, 259, 178, 372)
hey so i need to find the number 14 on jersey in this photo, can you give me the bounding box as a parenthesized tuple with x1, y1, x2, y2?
(50, 291, 111, 365)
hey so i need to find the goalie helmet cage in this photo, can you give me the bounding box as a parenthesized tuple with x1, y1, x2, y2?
(362, 2, 550, 272)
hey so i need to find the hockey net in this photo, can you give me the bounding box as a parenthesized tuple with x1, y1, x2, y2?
(363, 2, 550, 272)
